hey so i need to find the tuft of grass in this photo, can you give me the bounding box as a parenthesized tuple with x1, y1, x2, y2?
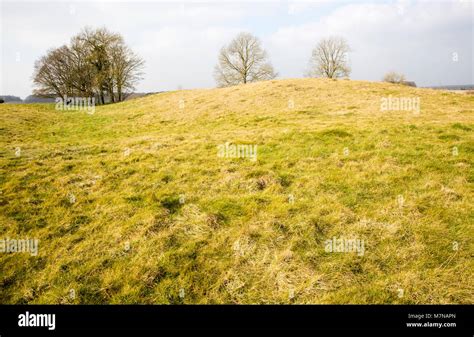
(160, 195, 183, 214)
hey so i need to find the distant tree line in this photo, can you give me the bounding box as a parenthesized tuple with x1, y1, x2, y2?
(33, 27, 144, 104)
(0, 95, 57, 104)
(0, 95, 22, 103)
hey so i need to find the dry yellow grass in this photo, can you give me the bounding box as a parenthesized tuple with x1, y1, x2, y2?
(0, 78, 473, 304)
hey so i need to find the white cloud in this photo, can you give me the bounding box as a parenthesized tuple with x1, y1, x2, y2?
(135, 26, 241, 90)
(267, 0, 473, 85)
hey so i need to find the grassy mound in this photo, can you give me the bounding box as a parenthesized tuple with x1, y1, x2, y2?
(1, 78, 473, 303)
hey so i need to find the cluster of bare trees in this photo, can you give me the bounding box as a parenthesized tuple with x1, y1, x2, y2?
(33, 27, 144, 104)
(214, 33, 352, 87)
(383, 72, 406, 84)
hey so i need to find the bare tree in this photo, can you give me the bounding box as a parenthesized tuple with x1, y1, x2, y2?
(307, 37, 351, 79)
(33, 46, 76, 99)
(69, 35, 96, 98)
(214, 32, 277, 87)
(109, 43, 144, 102)
(383, 72, 406, 84)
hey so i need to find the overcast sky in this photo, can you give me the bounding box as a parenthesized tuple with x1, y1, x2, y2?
(1, 0, 472, 98)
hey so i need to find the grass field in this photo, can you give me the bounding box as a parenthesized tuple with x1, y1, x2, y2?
(1, 78, 473, 304)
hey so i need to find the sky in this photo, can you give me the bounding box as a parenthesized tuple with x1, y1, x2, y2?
(0, 0, 473, 98)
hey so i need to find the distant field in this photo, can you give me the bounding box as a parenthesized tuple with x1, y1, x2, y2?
(1, 78, 473, 304)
